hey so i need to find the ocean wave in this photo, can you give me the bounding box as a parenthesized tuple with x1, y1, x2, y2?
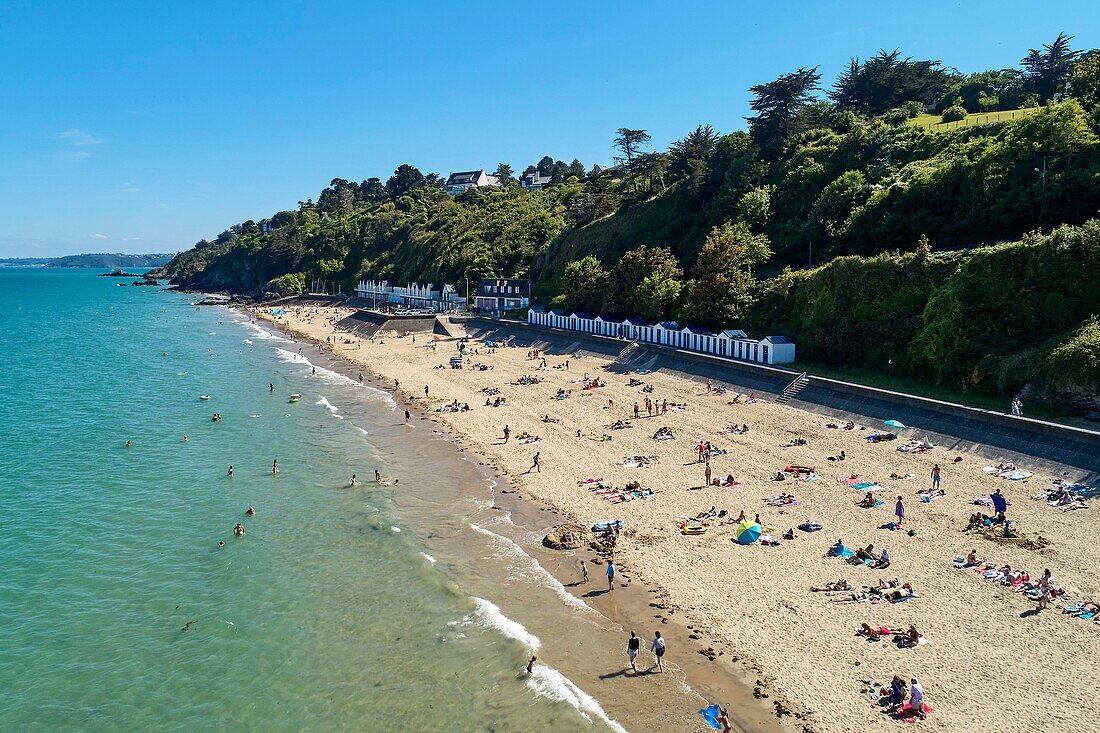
(234, 318, 292, 343)
(526, 664, 628, 733)
(391, 526, 401, 533)
(273, 347, 309, 364)
(243, 339, 253, 345)
(316, 396, 344, 419)
(470, 597, 540, 651)
(469, 524, 595, 616)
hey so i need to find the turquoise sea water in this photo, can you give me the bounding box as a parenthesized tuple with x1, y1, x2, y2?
(0, 269, 630, 732)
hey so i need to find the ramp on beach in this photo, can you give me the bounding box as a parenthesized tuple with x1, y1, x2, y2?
(464, 318, 1100, 479)
(335, 310, 459, 340)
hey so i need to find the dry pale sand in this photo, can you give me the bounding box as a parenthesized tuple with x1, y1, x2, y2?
(262, 307, 1099, 733)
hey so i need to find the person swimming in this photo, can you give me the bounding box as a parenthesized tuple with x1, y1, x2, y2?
(233, 523, 245, 536)
(272, 459, 279, 475)
(227, 465, 234, 477)
(126, 440, 132, 448)
(350, 474, 359, 486)
(245, 506, 256, 516)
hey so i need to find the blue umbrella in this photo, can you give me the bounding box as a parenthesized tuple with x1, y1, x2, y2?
(699, 705, 722, 730)
(884, 419, 906, 429)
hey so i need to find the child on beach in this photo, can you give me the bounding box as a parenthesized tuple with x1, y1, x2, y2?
(606, 560, 615, 591)
(581, 561, 589, 584)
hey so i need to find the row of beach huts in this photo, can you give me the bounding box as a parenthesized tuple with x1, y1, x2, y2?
(527, 307, 795, 365)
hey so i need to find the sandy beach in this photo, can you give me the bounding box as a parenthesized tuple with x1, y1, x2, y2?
(259, 305, 1099, 733)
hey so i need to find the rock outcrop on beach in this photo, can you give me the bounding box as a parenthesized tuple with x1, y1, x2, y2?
(542, 523, 587, 550)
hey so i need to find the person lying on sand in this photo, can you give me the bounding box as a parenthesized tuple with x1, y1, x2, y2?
(829, 591, 869, 603)
(721, 474, 739, 487)
(811, 579, 851, 592)
(783, 437, 808, 447)
(827, 450, 846, 461)
(890, 472, 915, 480)
(857, 623, 902, 640)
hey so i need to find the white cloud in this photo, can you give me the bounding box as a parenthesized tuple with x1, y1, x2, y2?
(90, 233, 108, 240)
(59, 129, 104, 146)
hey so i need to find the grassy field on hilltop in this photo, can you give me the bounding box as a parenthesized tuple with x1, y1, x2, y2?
(909, 107, 1039, 130)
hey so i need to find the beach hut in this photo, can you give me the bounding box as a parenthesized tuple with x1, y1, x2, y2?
(716, 329, 747, 358)
(655, 321, 681, 348)
(595, 314, 618, 337)
(547, 309, 567, 329)
(761, 336, 796, 364)
(570, 311, 595, 333)
(527, 306, 547, 328)
(622, 316, 647, 342)
(681, 325, 713, 353)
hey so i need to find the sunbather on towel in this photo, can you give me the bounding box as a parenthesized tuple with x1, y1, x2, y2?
(857, 492, 877, 508)
(881, 585, 914, 602)
(966, 549, 983, 566)
(811, 579, 851, 592)
(869, 578, 902, 591)
(895, 625, 922, 648)
(858, 623, 901, 640)
(871, 548, 891, 569)
(826, 539, 848, 557)
(829, 591, 869, 603)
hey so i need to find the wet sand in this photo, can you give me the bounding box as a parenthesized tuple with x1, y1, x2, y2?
(256, 306, 1100, 733)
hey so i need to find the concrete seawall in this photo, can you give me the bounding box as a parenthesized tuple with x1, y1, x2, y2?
(465, 318, 1100, 478)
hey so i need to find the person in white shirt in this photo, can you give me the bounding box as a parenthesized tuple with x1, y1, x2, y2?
(909, 677, 926, 719)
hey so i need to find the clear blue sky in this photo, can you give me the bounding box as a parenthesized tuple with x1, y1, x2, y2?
(1, 1, 1097, 257)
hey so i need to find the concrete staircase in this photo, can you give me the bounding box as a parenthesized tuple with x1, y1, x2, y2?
(775, 372, 810, 404)
(614, 340, 640, 365)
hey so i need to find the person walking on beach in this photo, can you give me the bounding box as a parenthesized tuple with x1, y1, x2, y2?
(651, 631, 666, 672)
(627, 630, 641, 673)
(404, 408, 410, 424)
(581, 561, 589, 584)
(606, 559, 616, 591)
(930, 463, 941, 491)
(424, 384, 429, 398)
(705, 461, 712, 487)
(503, 424, 511, 443)
(895, 496, 905, 527)
(529, 452, 541, 473)
(634, 402, 640, 418)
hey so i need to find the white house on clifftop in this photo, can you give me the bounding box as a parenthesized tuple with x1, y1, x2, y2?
(445, 170, 500, 195)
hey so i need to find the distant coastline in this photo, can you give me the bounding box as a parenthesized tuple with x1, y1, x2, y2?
(0, 253, 176, 269)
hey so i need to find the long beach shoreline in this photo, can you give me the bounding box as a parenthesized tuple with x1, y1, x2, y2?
(252, 303, 1100, 733)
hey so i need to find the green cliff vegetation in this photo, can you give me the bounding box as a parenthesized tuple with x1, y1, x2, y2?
(161, 33, 1100, 410)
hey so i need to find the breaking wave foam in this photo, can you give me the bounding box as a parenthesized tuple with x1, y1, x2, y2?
(469, 524, 595, 616)
(469, 597, 540, 651)
(526, 664, 629, 733)
(316, 396, 343, 419)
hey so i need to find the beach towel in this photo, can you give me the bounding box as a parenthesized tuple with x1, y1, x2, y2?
(1005, 471, 1032, 480)
(839, 476, 864, 485)
(893, 703, 933, 722)
(591, 520, 623, 533)
(798, 522, 823, 532)
(852, 481, 876, 489)
(856, 499, 885, 509)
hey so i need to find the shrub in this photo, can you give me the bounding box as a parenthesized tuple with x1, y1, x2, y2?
(941, 105, 968, 123)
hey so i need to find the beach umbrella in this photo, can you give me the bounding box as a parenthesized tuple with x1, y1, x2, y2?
(735, 521, 762, 545)
(884, 419, 906, 429)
